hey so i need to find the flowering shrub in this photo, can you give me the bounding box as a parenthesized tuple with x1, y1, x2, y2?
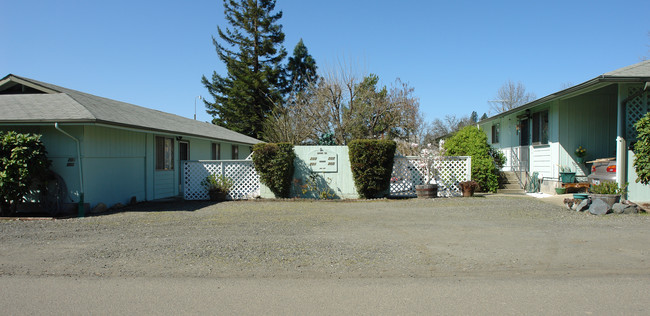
(414, 143, 444, 185)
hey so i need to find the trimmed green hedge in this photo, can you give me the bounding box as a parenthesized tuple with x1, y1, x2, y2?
(348, 139, 396, 199)
(252, 143, 295, 198)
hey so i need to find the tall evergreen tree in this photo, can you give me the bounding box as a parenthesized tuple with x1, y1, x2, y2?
(470, 111, 478, 123)
(283, 39, 318, 94)
(201, 0, 287, 139)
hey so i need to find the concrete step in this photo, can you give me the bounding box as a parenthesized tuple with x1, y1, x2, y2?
(502, 183, 522, 190)
(497, 188, 526, 195)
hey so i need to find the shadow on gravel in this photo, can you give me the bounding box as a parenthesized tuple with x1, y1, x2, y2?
(81, 199, 224, 218)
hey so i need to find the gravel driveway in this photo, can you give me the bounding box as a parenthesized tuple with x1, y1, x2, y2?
(1, 195, 648, 279)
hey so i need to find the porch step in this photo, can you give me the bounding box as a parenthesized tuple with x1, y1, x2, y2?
(498, 188, 526, 195)
(501, 171, 520, 184)
(498, 171, 525, 194)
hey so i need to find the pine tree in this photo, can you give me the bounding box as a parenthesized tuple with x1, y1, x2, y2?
(201, 0, 287, 139)
(470, 111, 478, 123)
(480, 113, 489, 121)
(283, 39, 318, 93)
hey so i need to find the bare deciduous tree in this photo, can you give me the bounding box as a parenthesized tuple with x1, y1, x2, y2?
(490, 80, 537, 113)
(422, 114, 473, 145)
(264, 65, 423, 145)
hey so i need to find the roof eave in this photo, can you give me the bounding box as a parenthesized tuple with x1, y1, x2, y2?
(480, 75, 650, 124)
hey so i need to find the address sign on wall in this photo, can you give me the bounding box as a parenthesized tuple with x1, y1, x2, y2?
(307, 148, 338, 173)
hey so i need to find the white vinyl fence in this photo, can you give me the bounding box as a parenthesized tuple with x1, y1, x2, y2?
(390, 156, 471, 198)
(183, 156, 471, 200)
(183, 160, 260, 200)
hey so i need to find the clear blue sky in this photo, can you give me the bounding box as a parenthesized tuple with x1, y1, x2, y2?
(2, 0, 649, 123)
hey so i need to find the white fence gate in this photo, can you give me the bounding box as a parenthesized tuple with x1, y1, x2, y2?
(183, 156, 471, 200)
(390, 156, 471, 198)
(183, 160, 260, 200)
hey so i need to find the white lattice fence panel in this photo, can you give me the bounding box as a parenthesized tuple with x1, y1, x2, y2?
(390, 156, 471, 198)
(223, 162, 260, 200)
(183, 160, 260, 200)
(390, 157, 425, 197)
(434, 157, 472, 197)
(626, 86, 645, 140)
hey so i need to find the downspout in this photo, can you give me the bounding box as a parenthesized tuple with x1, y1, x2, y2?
(54, 123, 85, 217)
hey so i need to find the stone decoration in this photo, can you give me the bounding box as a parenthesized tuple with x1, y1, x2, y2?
(588, 199, 611, 215)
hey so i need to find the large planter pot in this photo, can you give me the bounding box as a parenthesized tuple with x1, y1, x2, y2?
(208, 190, 228, 202)
(589, 194, 620, 209)
(415, 184, 438, 199)
(555, 187, 567, 195)
(462, 187, 476, 197)
(559, 172, 576, 183)
(576, 157, 585, 164)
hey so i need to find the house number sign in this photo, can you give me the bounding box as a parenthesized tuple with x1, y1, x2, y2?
(307, 148, 338, 173)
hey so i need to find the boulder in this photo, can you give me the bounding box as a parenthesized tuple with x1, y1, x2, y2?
(623, 205, 639, 214)
(576, 199, 590, 212)
(563, 198, 574, 210)
(612, 203, 627, 214)
(91, 203, 107, 214)
(588, 199, 611, 215)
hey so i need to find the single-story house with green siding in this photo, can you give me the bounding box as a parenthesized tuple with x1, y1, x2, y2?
(478, 60, 650, 202)
(0, 74, 261, 211)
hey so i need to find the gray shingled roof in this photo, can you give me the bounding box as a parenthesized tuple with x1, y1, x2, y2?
(0, 74, 261, 145)
(604, 59, 650, 77)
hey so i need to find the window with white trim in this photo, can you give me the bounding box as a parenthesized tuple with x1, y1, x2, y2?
(155, 136, 174, 170)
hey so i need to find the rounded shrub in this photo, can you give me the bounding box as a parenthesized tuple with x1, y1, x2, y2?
(252, 143, 295, 198)
(443, 126, 502, 193)
(0, 131, 51, 215)
(348, 139, 396, 199)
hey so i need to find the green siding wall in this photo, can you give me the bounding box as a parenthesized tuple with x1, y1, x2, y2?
(557, 85, 617, 179)
(82, 126, 147, 206)
(2, 124, 257, 208)
(260, 146, 358, 199)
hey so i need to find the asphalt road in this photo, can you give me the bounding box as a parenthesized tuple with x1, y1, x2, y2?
(2, 275, 649, 315)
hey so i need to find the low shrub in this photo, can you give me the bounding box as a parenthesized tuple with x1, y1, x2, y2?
(348, 139, 396, 199)
(252, 143, 295, 198)
(590, 181, 628, 195)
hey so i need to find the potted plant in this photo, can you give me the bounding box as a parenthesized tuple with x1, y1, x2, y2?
(558, 165, 576, 183)
(201, 174, 233, 201)
(414, 143, 440, 198)
(575, 146, 587, 164)
(589, 181, 627, 208)
(458, 181, 479, 197)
